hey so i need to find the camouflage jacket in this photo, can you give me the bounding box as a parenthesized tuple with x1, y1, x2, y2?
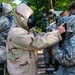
(0, 16, 12, 46)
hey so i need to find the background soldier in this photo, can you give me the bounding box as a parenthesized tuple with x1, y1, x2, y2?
(0, 3, 12, 75)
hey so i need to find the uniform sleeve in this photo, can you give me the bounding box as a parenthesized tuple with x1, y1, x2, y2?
(0, 17, 11, 32)
(52, 36, 75, 67)
(0, 16, 11, 46)
(10, 28, 62, 50)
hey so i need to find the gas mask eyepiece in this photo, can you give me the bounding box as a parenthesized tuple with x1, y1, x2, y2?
(27, 15, 36, 29)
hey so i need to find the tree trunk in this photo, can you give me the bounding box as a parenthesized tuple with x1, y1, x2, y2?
(50, 0, 53, 9)
(50, 0, 55, 9)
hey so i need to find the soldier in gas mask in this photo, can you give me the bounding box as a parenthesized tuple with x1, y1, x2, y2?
(6, 4, 65, 75)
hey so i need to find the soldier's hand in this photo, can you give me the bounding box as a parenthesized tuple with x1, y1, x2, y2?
(58, 23, 66, 34)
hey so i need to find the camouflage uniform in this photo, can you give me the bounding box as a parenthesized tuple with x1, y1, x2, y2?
(43, 22, 58, 70)
(0, 3, 12, 75)
(52, 15, 75, 75)
(41, 17, 49, 32)
(0, 16, 12, 46)
(0, 2, 12, 46)
(43, 14, 57, 68)
(6, 4, 62, 75)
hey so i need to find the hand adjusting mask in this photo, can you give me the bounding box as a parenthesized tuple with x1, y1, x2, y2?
(27, 15, 36, 29)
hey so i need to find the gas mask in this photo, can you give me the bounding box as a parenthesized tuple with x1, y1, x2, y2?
(0, 3, 3, 13)
(27, 15, 36, 29)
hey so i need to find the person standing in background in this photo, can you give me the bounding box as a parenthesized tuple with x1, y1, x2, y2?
(43, 9, 56, 69)
(0, 2, 12, 75)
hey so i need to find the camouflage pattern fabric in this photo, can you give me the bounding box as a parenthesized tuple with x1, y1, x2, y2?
(0, 2, 12, 75)
(41, 17, 49, 32)
(0, 16, 11, 46)
(0, 2, 12, 46)
(52, 15, 75, 75)
(6, 4, 62, 75)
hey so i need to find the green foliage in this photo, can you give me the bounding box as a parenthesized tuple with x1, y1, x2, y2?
(20, 0, 75, 32)
(20, 0, 75, 31)
(35, 26, 42, 32)
(1, 0, 75, 32)
(54, 0, 75, 11)
(0, 0, 12, 3)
